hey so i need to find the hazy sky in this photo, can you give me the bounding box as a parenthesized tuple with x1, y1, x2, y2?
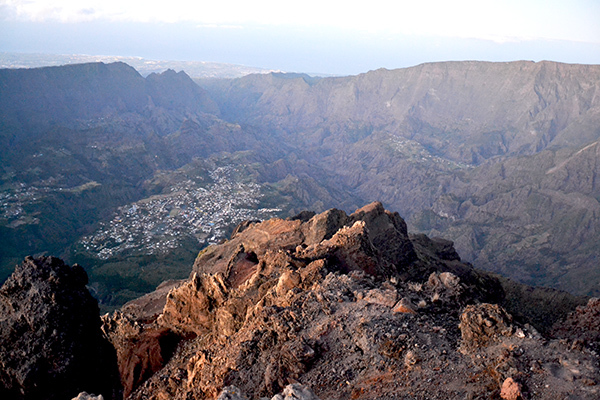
(1, 0, 599, 75)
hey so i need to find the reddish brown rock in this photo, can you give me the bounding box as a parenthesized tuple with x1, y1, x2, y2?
(348, 202, 417, 269)
(392, 297, 417, 314)
(500, 377, 522, 400)
(99, 204, 600, 400)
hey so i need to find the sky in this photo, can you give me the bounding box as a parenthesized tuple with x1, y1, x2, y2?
(1, 0, 599, 75)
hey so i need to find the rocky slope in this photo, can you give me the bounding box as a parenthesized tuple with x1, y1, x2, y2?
(418, 140, 600, 293)
(96, 202, 596, 400)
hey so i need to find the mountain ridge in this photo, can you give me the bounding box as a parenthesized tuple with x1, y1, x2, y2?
(206, 60, 600, 164)
(0, 52, 280, 79)
(198, 60, 600, 296)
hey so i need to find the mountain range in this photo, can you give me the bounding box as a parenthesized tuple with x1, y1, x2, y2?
(1, 60, 600, 399)
(199, 61, 600, 295)
(1, 60, 599, 308)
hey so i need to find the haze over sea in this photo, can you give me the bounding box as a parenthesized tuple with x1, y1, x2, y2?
(1, 0, 599, 75)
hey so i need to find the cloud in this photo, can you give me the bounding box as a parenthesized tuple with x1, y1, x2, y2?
(1, 0, 598, 44)
(79, 8, 95, 16)
(196, 24, 244, 30)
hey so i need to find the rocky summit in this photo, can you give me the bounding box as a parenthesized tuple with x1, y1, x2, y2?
(88, 202, 595, 399)
(1, 203, 599, 399)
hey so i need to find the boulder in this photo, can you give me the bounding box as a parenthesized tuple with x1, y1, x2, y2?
(459, 303, 514, 351)
(349, 202, 417, 269)
(500, 377, 523, 400)
(0, 257, 120, 400)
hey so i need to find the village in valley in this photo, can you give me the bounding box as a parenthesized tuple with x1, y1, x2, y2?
(79, 165, 281, 260)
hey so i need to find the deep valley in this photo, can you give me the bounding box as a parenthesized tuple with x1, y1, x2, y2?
(1, 60, 599, 309)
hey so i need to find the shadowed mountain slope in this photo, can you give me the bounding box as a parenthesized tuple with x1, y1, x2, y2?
(0, 63, 355, 308)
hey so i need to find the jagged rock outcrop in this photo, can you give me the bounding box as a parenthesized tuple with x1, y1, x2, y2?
(100, 203, 600, 399)
(0, 256, 120, 400)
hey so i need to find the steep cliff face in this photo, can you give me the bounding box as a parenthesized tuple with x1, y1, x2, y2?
(209, 61, 600, 164)
(418, 140, 600, 293)
(0, 256, 120, 400)
(201, 61, 600, 297)
(101, 203, 595, 400)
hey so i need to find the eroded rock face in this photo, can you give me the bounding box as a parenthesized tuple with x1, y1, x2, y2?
(99, 203, 599, 400)
(101, 311, 185, 399)
(0, 256, 120, 400)
(348, 202, 417, 268)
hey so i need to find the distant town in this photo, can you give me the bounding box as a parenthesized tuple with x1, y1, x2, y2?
(79, 166, 281, 259)
(1, 182, 44, 227)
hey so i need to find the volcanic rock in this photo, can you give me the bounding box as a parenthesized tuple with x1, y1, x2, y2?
(552, 297, 600, 353)
(101, 311, 185, 399)
(102, 203, 600, 400)
(459, 303, 514, 351)
(0, 256, 120, 400)
(392, 297, 417, 314)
